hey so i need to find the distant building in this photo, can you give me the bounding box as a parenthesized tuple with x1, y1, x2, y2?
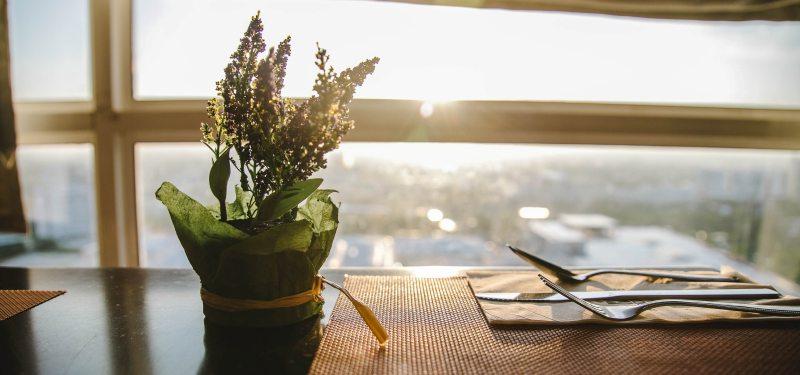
(528, 221, 585, 257)
(559, 214, 617, 237)
(526, 214, 617, 258)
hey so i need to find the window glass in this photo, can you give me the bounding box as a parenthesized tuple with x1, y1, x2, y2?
(136, 142, 800, 293)
(133, 0, 800, 108)
(0, 144, 98, 267)
(8, 0, 91, 101)
(135, 143, 222, 267)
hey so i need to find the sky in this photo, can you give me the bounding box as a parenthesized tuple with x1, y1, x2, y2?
(7, 0, 800, 108)
(8, 0, 90, 101)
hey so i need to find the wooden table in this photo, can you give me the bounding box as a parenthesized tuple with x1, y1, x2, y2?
(2, 267, 800, 374)
(0, 267, 419, 374)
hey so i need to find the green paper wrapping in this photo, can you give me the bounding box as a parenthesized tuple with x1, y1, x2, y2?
(156, 182, 338, 327)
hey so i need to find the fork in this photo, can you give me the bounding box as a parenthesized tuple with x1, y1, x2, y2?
(509, 245, 738, 283)
(538, 274, 800, 320)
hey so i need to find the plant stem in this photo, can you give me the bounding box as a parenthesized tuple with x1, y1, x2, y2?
(216, 139, 228, 221)
(219, 197, 227, 221)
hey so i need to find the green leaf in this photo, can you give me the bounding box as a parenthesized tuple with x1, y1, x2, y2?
(307, 228, 337, 272)
(257, 178, 323, 222)
(155, 182, 247, 283)
(209, 148, 231, 218)
(297, 189, 338, 232)
(236, 185, 252, 206)
(226, 185, 253, 220)
(219, 220, 313, 256)
(211, 220, 316, 300)
(297, 189, 339, 270)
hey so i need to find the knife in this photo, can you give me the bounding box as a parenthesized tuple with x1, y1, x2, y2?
(475, 288, 781, 302)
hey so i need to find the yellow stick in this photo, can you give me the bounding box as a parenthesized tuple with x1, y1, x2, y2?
(323, 277, 390, 346)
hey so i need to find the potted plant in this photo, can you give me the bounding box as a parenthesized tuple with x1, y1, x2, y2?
(155, 12, 385, 343)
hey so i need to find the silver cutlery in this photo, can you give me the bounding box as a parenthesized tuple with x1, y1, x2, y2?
(475, 288, 781, 303)
(539, 274, 800, 320)
(508, 245, 738, 283)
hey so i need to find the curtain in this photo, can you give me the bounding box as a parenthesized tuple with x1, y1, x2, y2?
(0, 0, 25, 233)
(382, 0, 800, 20)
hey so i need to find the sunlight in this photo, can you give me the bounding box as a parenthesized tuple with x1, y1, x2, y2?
(334, 143, 577, 171)
(419, 101, 435, 118)
(426, 208, 444, 222)
(519, 207, 551, 220)
(134, 0, 800, 107)
(438, 218, 457, 232)
(407, 266, 463, 278)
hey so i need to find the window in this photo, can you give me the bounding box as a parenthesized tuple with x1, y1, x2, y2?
(135, 143, 218, 267)
(9, 0, 800, 290)
(8, 0, 91, 102)
(0, 144, 97, 267)
(136, 142, 800, 293)
(133, 0, 800, 107)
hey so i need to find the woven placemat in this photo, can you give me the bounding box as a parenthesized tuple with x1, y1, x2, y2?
(310, 276, 800, 374)
(0, 289, 64, 321)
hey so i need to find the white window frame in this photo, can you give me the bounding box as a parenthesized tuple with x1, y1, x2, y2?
(12, 0, 800, 267)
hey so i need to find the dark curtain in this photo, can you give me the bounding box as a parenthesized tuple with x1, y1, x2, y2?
(381, 0, 800, 21)
(0, 0, 25, 233)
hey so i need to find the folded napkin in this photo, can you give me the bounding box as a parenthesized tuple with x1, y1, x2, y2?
(467, 267, 800, 325)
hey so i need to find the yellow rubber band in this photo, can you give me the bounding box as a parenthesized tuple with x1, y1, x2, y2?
(201, 275, 324, 312)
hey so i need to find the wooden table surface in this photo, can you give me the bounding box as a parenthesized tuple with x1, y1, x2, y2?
(0, 267, 421, 374)
(1, 266, 799, 374)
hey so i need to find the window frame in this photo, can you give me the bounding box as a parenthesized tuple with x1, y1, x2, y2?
(12, 0, 800, 266)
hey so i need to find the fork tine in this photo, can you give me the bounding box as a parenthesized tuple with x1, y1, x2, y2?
(538, 274, 610, 318)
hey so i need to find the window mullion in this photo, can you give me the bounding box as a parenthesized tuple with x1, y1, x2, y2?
(91, 0, 140, 267)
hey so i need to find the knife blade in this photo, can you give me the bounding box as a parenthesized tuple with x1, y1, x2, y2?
(475, 288, 781, 302)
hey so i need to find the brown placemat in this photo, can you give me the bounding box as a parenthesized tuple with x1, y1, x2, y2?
(0, 289, 64, 320)
(310, 276, 800, 374)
